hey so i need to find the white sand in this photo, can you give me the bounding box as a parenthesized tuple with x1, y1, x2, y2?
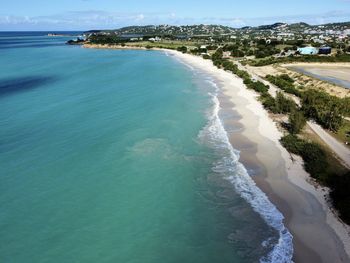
(166, 50, 350, 263)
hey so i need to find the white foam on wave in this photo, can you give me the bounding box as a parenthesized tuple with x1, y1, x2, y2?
(199, 79, 293, 263)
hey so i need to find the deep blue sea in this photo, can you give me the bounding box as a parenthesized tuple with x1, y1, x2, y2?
(0, 32, 292, 263)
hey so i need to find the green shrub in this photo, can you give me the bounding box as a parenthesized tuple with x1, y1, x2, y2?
(280, 135, 329, 181)
(302, 142, 328, 180)
(279, 74, 294, 83)
(260, 93, 277, 113)
(177, 46, 187, 53)
(302, 90, 344, 131)
(211, 48, 223, 64)
(330, 172, 350, 224)
(274, 92, 297, 114)
(342, 97, 350, 117)
(190, 48, 199, 54)
(280, 134, 305, 154)
(246, 81, 269, 94)
(289, 110, 306, 134)
(266, 75, 301, 97)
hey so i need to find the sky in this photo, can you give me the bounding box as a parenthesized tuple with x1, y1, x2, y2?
(1, 0, 350, 31)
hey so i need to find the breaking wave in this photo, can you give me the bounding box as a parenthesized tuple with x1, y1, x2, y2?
(199, 79, 293, 263)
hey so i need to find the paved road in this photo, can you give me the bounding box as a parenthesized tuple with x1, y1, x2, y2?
(308, 121, 350, 168)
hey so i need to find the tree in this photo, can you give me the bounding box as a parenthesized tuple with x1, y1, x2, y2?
(342, 97, 350, 117)
(231, 49, 245, 57)
(330, 172, 350, 224)
(177, 46, 187, 53)
(289, 110, 306, 134)
(211, 48, 224, 66)
(275, 92, 296, 114)
(302, 90, 344, 131)
(212, 48, 223, 60)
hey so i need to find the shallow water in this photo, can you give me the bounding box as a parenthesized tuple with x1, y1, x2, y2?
(0, 32, 291, 262)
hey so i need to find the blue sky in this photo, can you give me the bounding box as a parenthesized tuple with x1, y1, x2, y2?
(1, 0, 350, 30)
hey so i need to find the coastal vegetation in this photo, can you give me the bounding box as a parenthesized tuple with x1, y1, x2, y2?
(330, 171, 350, 223)
(281, 134, 350, 224)
(343, 97, 350, 117)
(334, 120, 350, 144)
(88, 35, 129, 44)
(177, 46, 188, 53)
(281, 135, 328, 181)
(66, 38, 85, 45)
(288, 110, 307, 134)
(262, 75, 347, 133)
(302, 90, 345, 131)
(267, 92, 297, 114)
(246, 54, 350, 67)
(265, 74, 301, 97)
(209, 53, 298, 115)
(205, 48, 350, 225)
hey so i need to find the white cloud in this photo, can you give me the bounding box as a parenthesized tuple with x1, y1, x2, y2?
(230, 18, 246, 27)
(135, 14, 145, 21)
(0, 9, 349, 30)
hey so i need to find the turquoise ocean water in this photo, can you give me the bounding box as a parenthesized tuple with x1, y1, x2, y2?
(0, 33, 292, 262)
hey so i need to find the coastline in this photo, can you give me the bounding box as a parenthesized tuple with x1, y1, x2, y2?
(165, 50, 350, 262)
(81, 44, 350, 262)
(83, 43, 163, 51)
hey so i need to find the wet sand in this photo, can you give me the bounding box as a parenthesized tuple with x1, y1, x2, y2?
(82, 44, 350, 262)
(168, 50, 350, 263)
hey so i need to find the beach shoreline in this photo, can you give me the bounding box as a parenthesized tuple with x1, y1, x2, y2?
(81, 44, 350, 262)
(165, 50, 350, 263)
(83, 43, 163, 51)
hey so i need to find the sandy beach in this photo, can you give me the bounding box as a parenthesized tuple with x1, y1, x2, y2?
(166, 50, 350, 263)
(83, 43, 146, 50)
(81, 44, 350, 262)
(83, 43, 163, 51)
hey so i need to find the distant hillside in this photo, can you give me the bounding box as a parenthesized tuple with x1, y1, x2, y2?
(90, 24, 237, 36)
(286, 22, 310, 30)
(257, 22, 288, 30)
(87, 21, 350, 36)
(249, 21, 350, 31)
(317, 21, 350, 29)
